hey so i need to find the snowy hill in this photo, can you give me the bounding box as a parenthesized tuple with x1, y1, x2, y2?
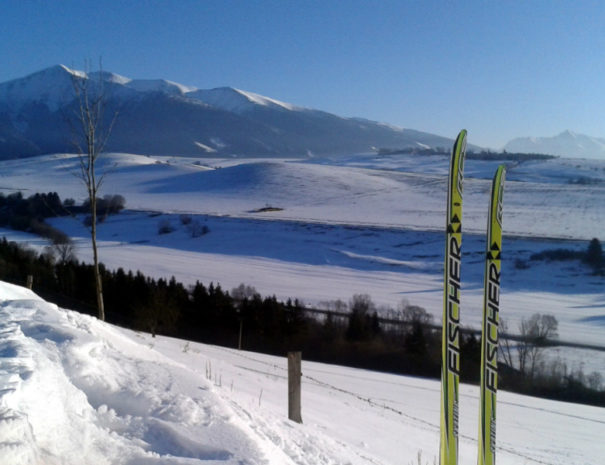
(2, 152, 603, 240)
(0, 65, 457, 158)
(504, 130, 605, 159)
(1, 280, 603, 465)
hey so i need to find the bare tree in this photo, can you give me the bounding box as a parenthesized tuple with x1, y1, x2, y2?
(71, 62, 117, 321)
(231, 283, 259, 302)
(47, 237, 77, 265)
(517, 313, 558, 379)
(399, 300, 433, 327)
(231, 284, 260, 350)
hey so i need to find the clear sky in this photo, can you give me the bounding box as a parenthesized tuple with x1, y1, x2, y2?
(1, 0, 604, 148)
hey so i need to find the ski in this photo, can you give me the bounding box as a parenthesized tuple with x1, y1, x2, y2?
(440, 129, 467, 465)
(478, 165, 506, 465)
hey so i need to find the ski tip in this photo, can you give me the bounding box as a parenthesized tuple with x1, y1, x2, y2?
(457, 129, 468, 140)
(453, 130, 467, 152)
(494, 164, 506, 182)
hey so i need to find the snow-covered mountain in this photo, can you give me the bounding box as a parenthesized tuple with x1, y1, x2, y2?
(504, 130, 605, 159)
(0, 65, 457, 158)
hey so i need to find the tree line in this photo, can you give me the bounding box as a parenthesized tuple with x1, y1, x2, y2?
(526, 238, 604, 274)
(376, 146, 556, 161)
(0, 191, 124, 241)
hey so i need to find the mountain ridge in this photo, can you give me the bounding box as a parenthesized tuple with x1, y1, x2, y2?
(0, 65, 458, 159)
(504, 130, 605, 159)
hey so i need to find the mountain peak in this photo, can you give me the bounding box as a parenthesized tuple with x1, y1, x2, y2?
(0, 64, 86, 111)
(558, 129, 578, 139)
(504, 131, 605, 159)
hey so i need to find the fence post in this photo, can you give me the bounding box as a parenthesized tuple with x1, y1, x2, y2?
(288, 351, 302, 423)
(26, 275, 33, 290)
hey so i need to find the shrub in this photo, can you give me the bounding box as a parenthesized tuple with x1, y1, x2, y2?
(530, 249, 582, 261)
(187, 220, 209, 238)
(158, 219, 175, 235)
(179, 214, 192, 225)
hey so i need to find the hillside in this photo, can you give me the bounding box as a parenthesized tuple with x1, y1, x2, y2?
(1, 280, 603, 465)
(1, 152, 603, 240)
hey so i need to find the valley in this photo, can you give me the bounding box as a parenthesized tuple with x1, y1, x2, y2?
(1, 152, 604, 379)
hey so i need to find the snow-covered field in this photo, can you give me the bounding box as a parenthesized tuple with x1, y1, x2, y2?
(1, 152, 604, 239)
(1, 153, 604, 373)
(1, 281, 603, 465)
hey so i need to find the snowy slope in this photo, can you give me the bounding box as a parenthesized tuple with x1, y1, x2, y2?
(126, 79, 196, 95)
(1, 152, 603, 240)
(33, 210, 604, 351)
(1, 281, 603, 465)
(0, 65, 84, 112)
(188, 87, 298, 113)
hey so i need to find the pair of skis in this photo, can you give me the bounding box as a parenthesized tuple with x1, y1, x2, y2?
(439, 130, 505, 465)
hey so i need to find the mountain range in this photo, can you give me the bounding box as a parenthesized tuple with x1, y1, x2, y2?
(0, 65, 457, 159)
(504, 130, 605, 159)
(2, 65, 604, 159)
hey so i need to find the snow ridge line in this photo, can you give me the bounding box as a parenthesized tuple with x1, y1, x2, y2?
(213, 346, 557, 465)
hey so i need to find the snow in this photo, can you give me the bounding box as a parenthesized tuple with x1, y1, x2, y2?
(1, 149, 604, 464)
(188, 87, 297, 114)
(88, 70, 132, 85)
(0, 152, 603, 377)
(1, 281, 603, 465)
(0, 65, 82, 112)
(1, 152, 604, 240)
(126, 79, 197, 95)
(0, 65, 293, 116)
(504, 130, 605, 159)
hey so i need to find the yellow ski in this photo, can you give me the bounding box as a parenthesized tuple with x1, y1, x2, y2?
(478, 165, 506, 465)
(440, 130, 467, 465)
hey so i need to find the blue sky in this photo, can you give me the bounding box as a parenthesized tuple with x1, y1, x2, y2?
(1, 0, 603, 148)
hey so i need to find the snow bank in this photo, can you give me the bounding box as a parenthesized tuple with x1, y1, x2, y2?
(0, 281, 272, 464)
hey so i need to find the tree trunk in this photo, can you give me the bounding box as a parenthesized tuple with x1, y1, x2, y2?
(91, 189, 105, 321)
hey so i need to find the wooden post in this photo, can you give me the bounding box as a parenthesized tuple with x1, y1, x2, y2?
(288, 351, 302, 423)
(26, 275, 33, 290)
